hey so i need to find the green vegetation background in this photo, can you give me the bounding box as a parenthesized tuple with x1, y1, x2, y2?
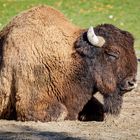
(0, 0, 139, 50)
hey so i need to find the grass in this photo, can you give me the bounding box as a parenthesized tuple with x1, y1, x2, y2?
(0, 0, 139, 50)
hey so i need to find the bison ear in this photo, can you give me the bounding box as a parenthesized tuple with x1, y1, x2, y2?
(75, 34, 95, 58)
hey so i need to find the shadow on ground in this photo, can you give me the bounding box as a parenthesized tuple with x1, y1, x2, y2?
(0, 125, 85, 140)
(0, 132, 84, 140)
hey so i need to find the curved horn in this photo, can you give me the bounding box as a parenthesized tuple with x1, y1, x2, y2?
(87, 26, 105, 47)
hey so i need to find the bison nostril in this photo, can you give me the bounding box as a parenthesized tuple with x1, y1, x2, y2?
(128, 81, 135, 87)
(120, 80, 137, 91)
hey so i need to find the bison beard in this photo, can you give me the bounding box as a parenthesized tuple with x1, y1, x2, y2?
(103, 91, 123, 115)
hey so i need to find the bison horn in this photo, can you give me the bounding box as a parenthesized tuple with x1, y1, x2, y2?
(87, 26, 105, 47)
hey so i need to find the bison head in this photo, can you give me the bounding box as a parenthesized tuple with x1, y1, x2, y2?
(76, 24, 137, 115)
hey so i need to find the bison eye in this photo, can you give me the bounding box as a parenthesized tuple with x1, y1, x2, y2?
(106, 52, 119, 61)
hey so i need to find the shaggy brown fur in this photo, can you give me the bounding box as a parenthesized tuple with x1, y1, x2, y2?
(0, 5, 137, 122)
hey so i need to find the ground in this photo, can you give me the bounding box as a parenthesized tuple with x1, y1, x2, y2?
(0, 56, 139, 140)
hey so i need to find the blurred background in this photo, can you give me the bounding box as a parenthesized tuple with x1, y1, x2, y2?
(0, 0, 139, 51)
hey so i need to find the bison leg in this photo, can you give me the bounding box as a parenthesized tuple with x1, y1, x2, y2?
(0, 71, 16, 120)
(78, 96, 104, 122)
(16, 98, 68, 122)
(103, 92, 123, 115)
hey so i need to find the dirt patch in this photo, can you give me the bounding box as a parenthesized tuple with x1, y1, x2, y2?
(0, 63, 139, 140)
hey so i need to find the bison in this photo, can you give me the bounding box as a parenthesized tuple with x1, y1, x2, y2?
(0, 5, 137, 122)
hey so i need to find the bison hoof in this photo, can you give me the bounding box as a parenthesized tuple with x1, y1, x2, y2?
(78, 113, 104, 122)
(78, 97, 104, 122)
